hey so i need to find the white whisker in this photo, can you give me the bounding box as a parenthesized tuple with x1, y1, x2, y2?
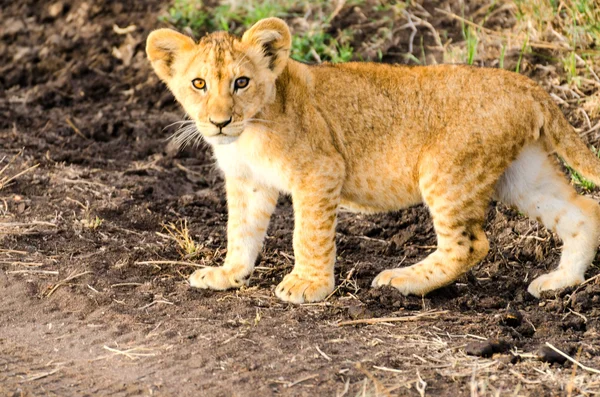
(168, 122, 204, 150)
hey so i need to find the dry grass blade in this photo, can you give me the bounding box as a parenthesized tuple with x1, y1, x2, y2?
(337, 310, 448, 326)
(20, 367, 61, 382)
(1, 164, 39, 190)
(0, 249, 29, 254)
(7, 270, 59, 275)
(0, 221, 57, 227)
(138, 299, 174, 310)
(65, 117, 87, 139)
(316, 345, 332, 361)
(103, 345, 158, 360)
(284, 374, 320, 388)
(135, 260, 206, 268)
(110, 282, 143, 288)
(45, 270, 93, 297)
(355, 363, 391, 397)
(0, 150, 40, 190)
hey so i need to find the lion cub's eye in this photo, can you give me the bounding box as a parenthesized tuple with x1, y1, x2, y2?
(234, 77, 250, 90)
(191, 78, 206, 91)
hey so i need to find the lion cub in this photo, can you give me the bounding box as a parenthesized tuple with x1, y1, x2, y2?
(147, 18, 600, 303)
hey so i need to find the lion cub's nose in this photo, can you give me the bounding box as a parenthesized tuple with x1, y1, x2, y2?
(209, 117, 232, 129)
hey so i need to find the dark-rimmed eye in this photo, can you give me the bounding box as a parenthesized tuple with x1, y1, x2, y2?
(234, 77, 250, 90)
(192, 78, 206, 90)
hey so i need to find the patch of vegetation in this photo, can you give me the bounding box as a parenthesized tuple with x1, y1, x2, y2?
(82, 216, 103, 230)
(514, 0, 600, 81)
(462, 25, 478, 65)
(163, 220, 201, 259)
(159, 0, 211, 34)
(566, 147, 599, 190)
(160, 0, 354, 63)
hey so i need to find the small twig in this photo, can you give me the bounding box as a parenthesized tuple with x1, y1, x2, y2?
(416, 370, 427, 397)
(0, 249, 28, 254)
(135, 260, 205, 268)
(574, 53, 600, 83)
(46, 271, 93, 297)
(325, 266, 357, 300)
(103, 345, 157, 360)
(337, 310, 448, 326)
(355, 363, 391, 397)
(316, 345, 332, 361)
(508, 369, 542, 384)
(544, 342, 600, 374)
(138, 299, 174, 310)
(0, 221, 57, 227)
(0, 261, 43, 266)
(0, 164, 39, 190)
(20, 367, 61, 382)
(65, 117, 87, 139)
(373, 365, 404, 374)
(285, 374, 319, 388)
(582, 121, 600, 137)
(111, 282, 143, 288)
(6, 270, 59, 275)
(566, 274, 600, 306)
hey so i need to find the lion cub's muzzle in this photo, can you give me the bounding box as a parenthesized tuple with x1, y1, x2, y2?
(201, 120, 245, 145)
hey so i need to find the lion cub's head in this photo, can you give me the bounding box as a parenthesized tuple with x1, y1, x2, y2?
(146, 18, 291, 145)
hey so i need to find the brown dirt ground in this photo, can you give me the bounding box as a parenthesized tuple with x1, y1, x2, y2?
(2, 1, 600, 396)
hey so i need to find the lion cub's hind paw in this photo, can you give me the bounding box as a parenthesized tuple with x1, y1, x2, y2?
(527, 270, 584, 298)
(275, 273, 334, 304)
(189, 267, 247, 291)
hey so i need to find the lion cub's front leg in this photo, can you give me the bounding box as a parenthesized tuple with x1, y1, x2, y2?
(276, 172, 342, 303)
(189, 177, 278, 290)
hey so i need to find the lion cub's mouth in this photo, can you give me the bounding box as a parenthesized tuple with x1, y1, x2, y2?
(201, 122, 245, 145)
(205, 133, 240, 145)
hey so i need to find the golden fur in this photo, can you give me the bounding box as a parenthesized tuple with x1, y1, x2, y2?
(146, 18, 600, 303)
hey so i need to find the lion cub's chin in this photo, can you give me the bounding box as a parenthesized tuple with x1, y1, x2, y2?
(204, 134, 240, 145)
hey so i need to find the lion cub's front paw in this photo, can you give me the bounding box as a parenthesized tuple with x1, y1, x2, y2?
(372, 267, 431, 296)
(275, 273, 334, 304)
(189, 267, 248, 290)
(527, 270, 584, 298)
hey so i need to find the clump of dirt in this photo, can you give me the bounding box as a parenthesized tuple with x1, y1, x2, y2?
(1, 1, 599, 396)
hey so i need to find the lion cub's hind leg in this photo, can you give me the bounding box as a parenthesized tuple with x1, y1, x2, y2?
(373, 163, 496, 295)
(495, 144, 600, 297)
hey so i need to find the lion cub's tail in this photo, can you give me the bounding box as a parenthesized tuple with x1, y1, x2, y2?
(541, 101, 600, 186)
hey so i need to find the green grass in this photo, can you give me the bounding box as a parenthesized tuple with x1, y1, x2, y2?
(569, 166, 596, 190)
(158, 0, 210, 34)
(160, 0, 354, 63)
(566, 147, 599, 190)
(463, 26, 478, 65)
(513, 0, 599, 79)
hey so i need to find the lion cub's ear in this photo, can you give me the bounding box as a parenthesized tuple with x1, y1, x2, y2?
(242, 18, 291, 76)
(146, 29, 195, 82)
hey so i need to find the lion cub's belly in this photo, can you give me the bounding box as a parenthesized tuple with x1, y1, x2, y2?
(340, 173, 422, 213)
